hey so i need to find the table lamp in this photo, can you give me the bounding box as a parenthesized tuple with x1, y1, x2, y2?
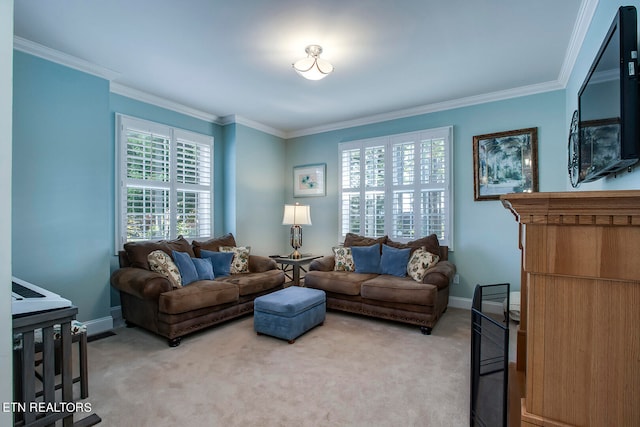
(282, 203, 312, 259)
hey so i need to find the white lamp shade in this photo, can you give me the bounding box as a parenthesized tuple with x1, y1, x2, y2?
(282, 204, 312, 225)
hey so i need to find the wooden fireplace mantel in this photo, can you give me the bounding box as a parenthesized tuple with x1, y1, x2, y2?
(501, 190, 640, 427)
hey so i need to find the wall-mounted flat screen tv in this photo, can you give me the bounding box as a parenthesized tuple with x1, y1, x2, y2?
(578, 5, 639, 183)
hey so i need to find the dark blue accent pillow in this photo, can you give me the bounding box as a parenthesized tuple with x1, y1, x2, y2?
(351, 244, 381, 274)
(172, 250, 199, 285)
(200, 250, 234, 277)
(192, 257, 214, 281)
(380, 244, 411, 277)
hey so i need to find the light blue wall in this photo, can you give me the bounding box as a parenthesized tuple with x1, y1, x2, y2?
(225, 123, 287, 255)
(222, 124, 237, 234)
(565, 1, 640, 190)
(12, 51, 112, 322)
(286, 90, 567, 299)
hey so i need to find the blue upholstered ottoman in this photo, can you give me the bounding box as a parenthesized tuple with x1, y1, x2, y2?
(254, 287, 326, 344)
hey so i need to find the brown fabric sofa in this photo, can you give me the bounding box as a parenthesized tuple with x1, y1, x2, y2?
(304, 234, 455, 335)
(110, 234, 285, 346)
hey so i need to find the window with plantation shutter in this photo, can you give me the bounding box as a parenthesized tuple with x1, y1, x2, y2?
(116, 114, 213, 246)
(339, 126, 453, 248)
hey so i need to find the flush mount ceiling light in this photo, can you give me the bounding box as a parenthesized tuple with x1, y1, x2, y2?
(292, 44, 334, 81)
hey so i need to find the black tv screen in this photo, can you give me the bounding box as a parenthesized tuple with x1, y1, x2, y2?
(578, 5, 639, 183)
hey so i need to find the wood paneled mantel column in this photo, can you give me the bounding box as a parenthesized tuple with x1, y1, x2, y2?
(500, 190, 640, 427)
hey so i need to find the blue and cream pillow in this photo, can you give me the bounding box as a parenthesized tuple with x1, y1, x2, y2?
(407, 248, 440, 282)
(333, 246, 354, 271)
(147, 250, 182, 288)
(219, 246, 251, 274)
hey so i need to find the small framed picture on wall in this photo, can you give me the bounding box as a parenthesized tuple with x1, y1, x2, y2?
(293, 163, 326, 197)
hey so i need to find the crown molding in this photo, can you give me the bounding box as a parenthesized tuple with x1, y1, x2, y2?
(220, 115, 287, 139)
(13, 36, 121, 81)
(287, 80, 564, 139)
(110, 83, 220, 123)
(557, 0, 599, 86)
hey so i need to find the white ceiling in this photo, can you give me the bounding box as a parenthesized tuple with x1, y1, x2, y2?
(13, 0, 590, 137)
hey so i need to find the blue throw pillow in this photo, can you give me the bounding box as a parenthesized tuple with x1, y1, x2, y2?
(192, 257, 214, 281)
(380, 244, 411, 277)
(351, 244, 381, 274)
(172, 250, 199, 285)
(200, 250, 234, 277)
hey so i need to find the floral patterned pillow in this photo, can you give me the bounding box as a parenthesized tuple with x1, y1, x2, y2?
(147, 250, 182, 288)
(333, 246, 355, 271)
(219, 246, 250, 274)
(407, 248, 440, 282)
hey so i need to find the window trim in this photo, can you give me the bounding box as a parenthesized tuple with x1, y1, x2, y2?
(115, 114, 214, 250)
(338, 126, 454, 249)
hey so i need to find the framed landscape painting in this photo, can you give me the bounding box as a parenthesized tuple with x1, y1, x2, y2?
(293, 163, 326, 197)
(473, 127, 538, 201)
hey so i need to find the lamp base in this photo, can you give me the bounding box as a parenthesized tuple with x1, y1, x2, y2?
(289, 249, 302, 259)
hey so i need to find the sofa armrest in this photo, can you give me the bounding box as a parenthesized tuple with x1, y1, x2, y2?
(422, 260, 456, 290)
(248, 255, 277, 273)
(309, 256, 335, 272)
(110, 267, 173, 300)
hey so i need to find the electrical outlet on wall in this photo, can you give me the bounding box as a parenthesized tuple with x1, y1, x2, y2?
(453, 274, 460, 285)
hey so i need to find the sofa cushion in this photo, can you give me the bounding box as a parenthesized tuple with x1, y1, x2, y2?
(333, 247, 354, 272)
(124, 236, 194, 270)
(158, 281, 239, 315)
(304, 271, 378, 296)
(217, 270, 284, 296)
(172, 251, 200, 286)
(219, 246, 250, 274)
(147, 250, 182, 288)
(386, 234, 440, 257)
(191, 233, 237, 257)
(361, 275, 437, 306)
(351, 244, 381, 274)
(407, 248, 440, 282)
(343, 233, 387, 248)
(380, 244, 411, 277)
(200, 250, 234, 277)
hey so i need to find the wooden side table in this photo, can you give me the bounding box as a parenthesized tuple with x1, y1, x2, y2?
(271, 255, 321, 286)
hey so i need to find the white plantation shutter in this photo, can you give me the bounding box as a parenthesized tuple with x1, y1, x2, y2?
(339, 126, 453, 248)
(117, 115, 214, 246)
(340, 148, 361, 235)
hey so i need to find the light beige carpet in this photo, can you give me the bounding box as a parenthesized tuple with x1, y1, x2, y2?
(83, 308, 472, 427)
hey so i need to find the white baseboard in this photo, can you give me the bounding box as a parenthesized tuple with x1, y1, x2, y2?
(82, 316, 113, 337)
(448, 296, 472, 310)
(111, 305, 124, 329)
(448, 296, 504, 315)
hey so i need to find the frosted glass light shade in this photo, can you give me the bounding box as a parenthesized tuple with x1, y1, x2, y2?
(292, 45, 334, 81)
